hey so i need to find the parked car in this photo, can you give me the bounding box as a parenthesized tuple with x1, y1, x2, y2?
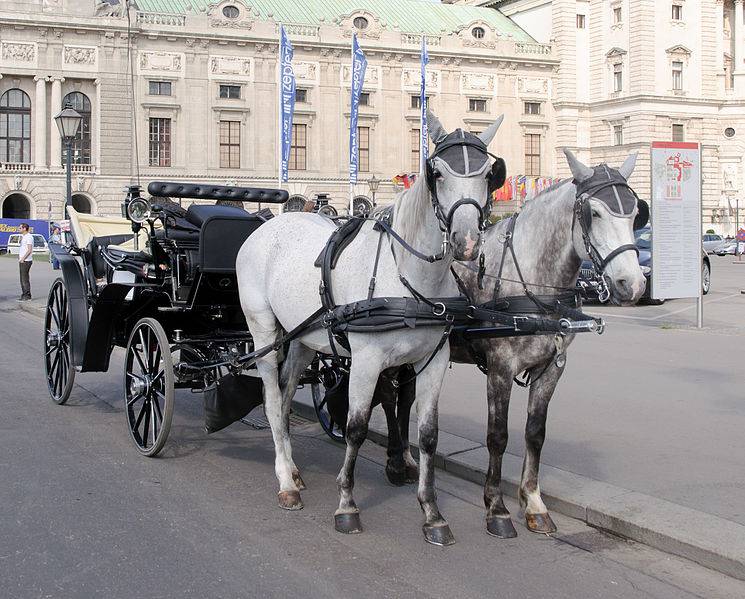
(6, 233, 49, 255)
(577, 226, 710, 304)
(703, 233, 726, 254)
(714, 240, 745, 256)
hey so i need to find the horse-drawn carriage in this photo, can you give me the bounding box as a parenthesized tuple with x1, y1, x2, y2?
(43, 111, 647, 544)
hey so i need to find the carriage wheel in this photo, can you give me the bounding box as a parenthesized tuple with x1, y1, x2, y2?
(124, 318, 174, 457)
(310, 358, 346, 443)
(44, 278, 75, 405)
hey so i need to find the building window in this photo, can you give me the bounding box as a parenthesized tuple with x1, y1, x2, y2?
(524, 102, 541, 115)
(613, 63, 623, 92)
(577, 14, 586, 29)
(295, 88, 307, 103)
(672, 61, 683, 90)
(148, 118, 171, 167)
(672, 124, 685, 142)
(358, 126, 370, 172)
(472, 27, 485, 39)
(148, 81, 171, 96)
(613, 6, 622, 24)
(410, 95, 430, 109)
(289, 123, 306, 170)
(411, 128, 420, 173)
(614, 124, 624, 146)
(671, 4, 682, 21)
(353, 16, 369, 30)
(219, 120, 240, 168)
(219, 84, 241, 99)
(469, 98, 487, 112)
(359, 92, 370, 106)
(222, 5, 239, 19)
(0, 89, 31, 164)
(524, 133, 540, 176)
(62, 92, 92, 165)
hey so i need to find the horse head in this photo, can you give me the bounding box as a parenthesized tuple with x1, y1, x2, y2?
(564, 148, 647, 305)
(427, 111, 505, 261)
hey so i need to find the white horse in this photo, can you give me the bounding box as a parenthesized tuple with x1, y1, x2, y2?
(236, 112, 503, 545)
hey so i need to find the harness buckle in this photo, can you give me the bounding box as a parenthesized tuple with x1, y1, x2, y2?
(432, 302, 447, 317)
(513, 315, 528, 330)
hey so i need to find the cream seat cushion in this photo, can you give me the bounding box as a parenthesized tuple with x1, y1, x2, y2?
(67, 206, 157, 253)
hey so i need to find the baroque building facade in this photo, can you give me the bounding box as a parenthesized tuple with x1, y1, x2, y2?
(476, 0, 745, 234)
(0, 0, 557, 219)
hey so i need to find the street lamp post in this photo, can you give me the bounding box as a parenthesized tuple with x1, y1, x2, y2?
(54, 102, 82, 218)
(367, 174, 380, 208)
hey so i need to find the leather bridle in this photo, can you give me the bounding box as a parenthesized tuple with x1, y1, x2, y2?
(572, 179, 641, 302)
(425, 137, 505, 242)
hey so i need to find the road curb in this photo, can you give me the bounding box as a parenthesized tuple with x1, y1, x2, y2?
(292, 398, 745, 581)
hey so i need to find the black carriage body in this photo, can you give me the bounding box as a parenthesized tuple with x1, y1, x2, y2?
(51, 182, 286, 375)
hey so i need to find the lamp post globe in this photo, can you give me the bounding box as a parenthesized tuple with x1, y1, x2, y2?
(367, 174, 380, 207)
(54, 102, 82, 216)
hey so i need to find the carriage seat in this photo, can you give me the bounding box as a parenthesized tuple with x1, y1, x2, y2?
(185, 204, 250, 227)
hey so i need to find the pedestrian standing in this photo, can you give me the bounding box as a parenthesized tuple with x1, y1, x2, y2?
(18, 223, 34, 301)
(49, 225, 62, 270)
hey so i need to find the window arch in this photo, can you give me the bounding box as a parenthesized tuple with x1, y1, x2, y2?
(62, 92, 92, 165)
(1, 193, 31, 219)
(71, 193, 92, 214)
(0, 89, 32, 164)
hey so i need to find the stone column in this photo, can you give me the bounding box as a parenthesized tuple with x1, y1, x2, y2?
(716, 0, 725, 95)
(34, 76, 47, 169)
(50, 77, 63, 168)
(734, 0, 745, 94)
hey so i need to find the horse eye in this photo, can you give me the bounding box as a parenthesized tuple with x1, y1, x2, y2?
(592, 210, 601, 218)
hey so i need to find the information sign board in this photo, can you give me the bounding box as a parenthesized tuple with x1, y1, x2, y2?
(650, 142, 702, 299)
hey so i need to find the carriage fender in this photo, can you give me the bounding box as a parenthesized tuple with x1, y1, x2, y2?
(51, 243, 89, 370)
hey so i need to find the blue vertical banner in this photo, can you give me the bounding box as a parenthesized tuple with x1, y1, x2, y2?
(279, 25, 295, 183)
(420, 35, 429, 170)
(348, 34, 367, 185)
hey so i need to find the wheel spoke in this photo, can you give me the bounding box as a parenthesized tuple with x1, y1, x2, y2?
(152, 394, 163, 423)
(151, 401, 158, 443)
(134, 400, 147, 434)
(127, 393, 143, 407)
(138, 329, 149, 371)
(141, 401, 151, 447)
(132, 345, 148, 375)
(151, 370, 164, 385)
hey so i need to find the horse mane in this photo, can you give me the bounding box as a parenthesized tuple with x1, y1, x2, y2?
(391, 174, 430, 244)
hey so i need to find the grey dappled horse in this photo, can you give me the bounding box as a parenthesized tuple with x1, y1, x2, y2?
(382, 149, 647, 538)
(236, 112, 503, 545)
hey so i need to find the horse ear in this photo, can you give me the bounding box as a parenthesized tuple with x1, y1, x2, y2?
(427, 110, 447, 144)
(563, 148, 594, 182)
(618, 151, 638, 180)
(477, 114, 504, 147)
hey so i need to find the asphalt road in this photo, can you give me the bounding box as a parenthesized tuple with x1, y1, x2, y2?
(2, 303, 745, 597)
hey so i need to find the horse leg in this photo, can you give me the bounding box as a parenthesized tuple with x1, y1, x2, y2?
(415, 349, 455, 546)
(484, 366, 517, 539)
(377, 370, 407, 486)
(334, 357, 380, 534)
(278, 340, 317, 491)
(520, 360, 563, 534)
(245, 310, 302, 510)
(397, 365, 419, 483)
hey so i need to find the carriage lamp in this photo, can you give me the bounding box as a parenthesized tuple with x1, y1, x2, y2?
(127, 197, 152, 224)
(54, 102, 83, 217)
(367, 174, 380, 206)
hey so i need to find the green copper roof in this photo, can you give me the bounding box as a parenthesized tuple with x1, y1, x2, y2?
(134, 0, 534, 40)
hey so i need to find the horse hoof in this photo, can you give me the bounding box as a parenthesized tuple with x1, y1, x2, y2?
(334, 512, 363, 534)
(423, 523, 456, 546)
(385, 465, 407, 486)
(526, 512, 557, 534)
(292, 472, 307, 491)
(405, 464, 419, 484)
(486, 516, 518, 539)
(277, 490, 303, 511)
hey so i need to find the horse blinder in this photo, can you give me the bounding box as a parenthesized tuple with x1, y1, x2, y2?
(634, 198, 649, 230)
